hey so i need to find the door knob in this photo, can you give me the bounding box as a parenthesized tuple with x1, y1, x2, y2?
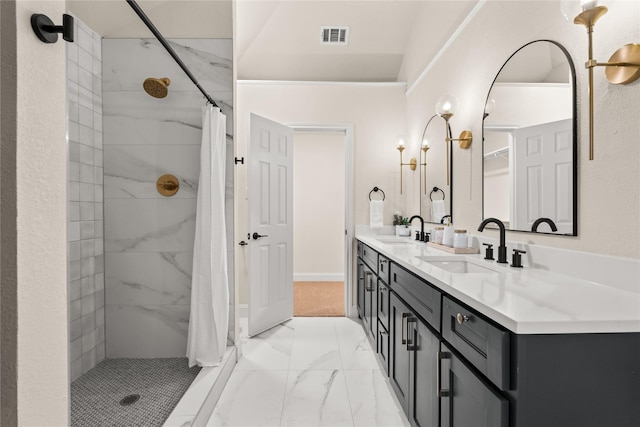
(252, 232, 268, 240)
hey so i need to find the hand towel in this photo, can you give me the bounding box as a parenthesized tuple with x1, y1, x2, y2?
(370, 200, 384, 229)
(431, 200, 446, 223)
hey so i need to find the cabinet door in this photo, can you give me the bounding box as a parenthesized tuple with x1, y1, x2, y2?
(378, 281, 390, 331)
(389, 292, 411, 413)
(377, 320, 389, 375)
(439, 344, 508, 427)
(363, 263, 377, 344)
(408, 317, 439, 427)
(357, 259, 364, 319)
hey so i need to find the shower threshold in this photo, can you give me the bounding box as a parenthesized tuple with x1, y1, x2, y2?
(163, 346, 237, 427)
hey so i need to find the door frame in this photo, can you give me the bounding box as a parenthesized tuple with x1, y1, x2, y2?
(286, 123, 355, 317)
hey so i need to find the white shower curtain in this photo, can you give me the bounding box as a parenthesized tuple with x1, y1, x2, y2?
(187, 106, 229, 367)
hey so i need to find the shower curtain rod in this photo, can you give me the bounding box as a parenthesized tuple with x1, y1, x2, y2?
(126, 0, 220, 108)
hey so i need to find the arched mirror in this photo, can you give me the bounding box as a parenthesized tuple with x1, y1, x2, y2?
(483, 40, 577, 235)
(419, 114, 453, 224)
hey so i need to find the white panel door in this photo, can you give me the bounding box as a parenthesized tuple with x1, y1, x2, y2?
(513, 119, 572, 233)
(248, 114, 294, 337)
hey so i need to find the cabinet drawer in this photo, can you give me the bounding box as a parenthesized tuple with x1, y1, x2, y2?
(377, 320, 389, 375)
(378, 255, 390, 284)
(377, 281, 390, 331)
(361, 244, 378, 271)
(442, 296, 510, 390)
(390, 263, 441, 333)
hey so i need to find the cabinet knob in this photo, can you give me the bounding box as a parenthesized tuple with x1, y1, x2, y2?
(456, 313, 470, 325)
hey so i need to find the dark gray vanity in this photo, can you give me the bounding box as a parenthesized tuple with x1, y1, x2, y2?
(356, 239, 640, 427)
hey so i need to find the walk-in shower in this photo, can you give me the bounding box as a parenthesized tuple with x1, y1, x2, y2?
(66, 4, 235, 424)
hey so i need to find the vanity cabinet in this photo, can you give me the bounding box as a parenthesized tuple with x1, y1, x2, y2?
(439, 343, 509, 427)
(355, 238, 639, 427)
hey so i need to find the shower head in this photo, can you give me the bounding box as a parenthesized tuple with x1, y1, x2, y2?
(143, 77, 171, 98)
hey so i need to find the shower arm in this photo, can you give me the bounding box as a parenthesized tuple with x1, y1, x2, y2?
(125, 0, 220, 109)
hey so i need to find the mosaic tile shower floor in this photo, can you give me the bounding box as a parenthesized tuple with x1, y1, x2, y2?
(71, 358, 200, 427)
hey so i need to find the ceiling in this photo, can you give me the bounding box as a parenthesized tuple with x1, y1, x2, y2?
(67, 0, 479, 83)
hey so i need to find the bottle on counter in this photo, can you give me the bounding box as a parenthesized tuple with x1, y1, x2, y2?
(433, 226, 444, 244)
(442, 221, 455, 247)
(453, 229, 469, 249)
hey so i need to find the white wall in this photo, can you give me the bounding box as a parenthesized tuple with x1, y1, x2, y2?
(1, 1, 68, 425)
(293, 131, 345, 280)
(236, 82, 408, 303)
(404, 0, 640, 260)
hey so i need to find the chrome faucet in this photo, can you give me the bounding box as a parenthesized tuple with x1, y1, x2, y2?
(409, 215, 427, 241)
(477, 218, 508, 263)
(531, 217, 558, 233)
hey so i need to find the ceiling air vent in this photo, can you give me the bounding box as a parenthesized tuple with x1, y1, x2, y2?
(320, 26, 349, 45)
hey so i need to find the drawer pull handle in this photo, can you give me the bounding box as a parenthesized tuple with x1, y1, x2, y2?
(380, 259, 388, 264)
(456, 313, 470, 325)
(365, 272, 374, 292)
(406, 317, 417, 351)
(437, 351, 451, 398)
(401, 313, 410, 344)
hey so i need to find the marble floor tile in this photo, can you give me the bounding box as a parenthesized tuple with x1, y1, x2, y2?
(209, 317, 410, 427)
(206, 370, 287, 427)
(235, 321, 294, 371)
(281, 370, 354, 427)
(334, 317, 380, 370)
(344, 369, 410, 427)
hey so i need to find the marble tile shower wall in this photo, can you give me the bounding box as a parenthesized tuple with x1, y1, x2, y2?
(102, 39, 234, 358)
(67, 18, 105, 382)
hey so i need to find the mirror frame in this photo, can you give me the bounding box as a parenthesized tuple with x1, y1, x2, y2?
(419, 115, 454, 224)
(482, 39, 578, 236)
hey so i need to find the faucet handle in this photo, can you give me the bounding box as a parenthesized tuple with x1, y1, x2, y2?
(482, 243, 494, 260)
(511, 249, 526, 268)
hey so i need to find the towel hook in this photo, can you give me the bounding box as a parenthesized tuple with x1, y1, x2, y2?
(429, 186, 445, 201)
(369, 186, 386, 201)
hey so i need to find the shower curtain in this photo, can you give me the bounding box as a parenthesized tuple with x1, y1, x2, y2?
(187, 106, 229, 367)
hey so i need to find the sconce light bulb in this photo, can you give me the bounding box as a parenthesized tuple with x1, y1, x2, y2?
(435, 94, 458, 118)
(484, 98, 496, 118)
(397, 135, 406, 149)
(580, 0, 597, 11)
(422, 139, 430, 149)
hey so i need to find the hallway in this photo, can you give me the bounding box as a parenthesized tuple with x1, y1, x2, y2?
(206, 317, 410, 426)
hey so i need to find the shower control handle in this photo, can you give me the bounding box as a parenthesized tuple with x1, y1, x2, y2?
(252, 232, 269, 240)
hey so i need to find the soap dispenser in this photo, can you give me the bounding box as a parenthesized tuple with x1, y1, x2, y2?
(442, 218, 455, 247)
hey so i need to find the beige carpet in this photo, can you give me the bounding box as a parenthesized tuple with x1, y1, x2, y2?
(294, 281, 344, 317)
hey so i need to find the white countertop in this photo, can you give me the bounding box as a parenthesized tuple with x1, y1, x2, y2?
(356, 233, 640, 334)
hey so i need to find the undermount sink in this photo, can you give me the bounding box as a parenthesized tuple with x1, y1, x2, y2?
(376, 238, 413, 245)
(416, 256, 502, 274)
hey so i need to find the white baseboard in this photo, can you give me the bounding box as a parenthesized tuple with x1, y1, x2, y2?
(293, 274, 344, 282)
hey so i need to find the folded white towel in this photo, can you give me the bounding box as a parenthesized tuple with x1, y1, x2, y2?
(370, 200, 384, 229)
(431, 200, 446, 223)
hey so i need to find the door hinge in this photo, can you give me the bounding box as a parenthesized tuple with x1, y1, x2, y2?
(234, 157, 245, 165)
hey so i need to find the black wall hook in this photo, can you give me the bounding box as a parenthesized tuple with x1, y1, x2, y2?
(31, 14, 74, 44)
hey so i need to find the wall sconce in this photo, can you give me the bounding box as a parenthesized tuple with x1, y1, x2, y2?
(396, 135, 417, 195)
(435, 95, 473, 150)
(31, 14, 74, 44)
(420, 114, 439, 192)
(568, 0, 640, 160)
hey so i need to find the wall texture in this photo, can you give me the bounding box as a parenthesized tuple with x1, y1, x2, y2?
(67, 16, 105, 382)
(1, 1, 68, 425)
(102, 38, 234, 357)
(403, 0, 640, 260)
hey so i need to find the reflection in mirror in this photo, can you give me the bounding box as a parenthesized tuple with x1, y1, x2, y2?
(483, 40, 577, 235)
(420, 114, 453, 224)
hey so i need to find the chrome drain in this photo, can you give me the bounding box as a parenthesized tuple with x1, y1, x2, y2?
(119, 394, 140, 406)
